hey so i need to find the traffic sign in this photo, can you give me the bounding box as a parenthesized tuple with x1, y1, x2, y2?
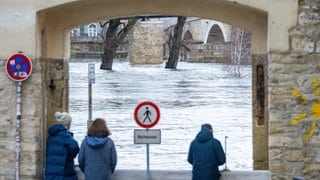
(5, 52, 32, 82)
(134, 129, 161, 144)
(134, 101, 160, 128)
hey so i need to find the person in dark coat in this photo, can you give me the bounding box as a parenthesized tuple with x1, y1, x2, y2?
(45, 112, 80, 180)
(78, 118, 117, 180)
(188, 123, 226, 180)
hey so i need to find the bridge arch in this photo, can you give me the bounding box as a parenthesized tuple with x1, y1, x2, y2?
(204, 23, 228, 43)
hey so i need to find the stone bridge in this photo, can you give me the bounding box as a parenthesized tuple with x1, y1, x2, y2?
(71, 17, 233, 63)
(163, 18, 234, 63)
(0, 0, 320, 179)
(165, 17, 232, 43)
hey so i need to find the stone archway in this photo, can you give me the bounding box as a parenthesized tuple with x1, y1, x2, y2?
(37, 0, 270, 173)
(2, 0, 312, 178)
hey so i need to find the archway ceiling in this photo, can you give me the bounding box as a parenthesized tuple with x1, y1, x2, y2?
(38, 0, 268, 55)
(39, 0, 267, 31)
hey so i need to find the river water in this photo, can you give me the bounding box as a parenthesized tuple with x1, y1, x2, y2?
(69, 60, 252, 171)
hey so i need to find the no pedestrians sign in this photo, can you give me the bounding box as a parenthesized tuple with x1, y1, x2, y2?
(134, 101, 160, 129)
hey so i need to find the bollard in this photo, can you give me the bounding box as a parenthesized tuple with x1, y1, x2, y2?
(293, 176, 305, 180)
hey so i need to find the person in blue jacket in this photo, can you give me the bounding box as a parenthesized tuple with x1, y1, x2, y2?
(188, 123, 226, 180)
(78, 118, 117, 180)
(45, 112, 80, 180)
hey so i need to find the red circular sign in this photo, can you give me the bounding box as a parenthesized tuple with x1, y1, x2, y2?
(134, 101, 160, 128)
(5, 52, 32, 82)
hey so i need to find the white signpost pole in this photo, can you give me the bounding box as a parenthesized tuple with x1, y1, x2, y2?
(146, 135, 150, 180)
(88, 63, 95, 129)
(16, 81, 22, 180)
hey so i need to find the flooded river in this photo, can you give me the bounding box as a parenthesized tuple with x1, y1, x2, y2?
(69, 60, 252, 170)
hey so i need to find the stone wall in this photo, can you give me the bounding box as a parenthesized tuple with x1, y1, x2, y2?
(70, 36, 128, 60)
(182, 42, 237, 64)
(268, 1, 320, 179)
(252, 54, 269, 170)
(129, 20, 164, 64)
(0, 57, 68, 179)
(0, 57, 45, 179)
(44, 59, 69, 128)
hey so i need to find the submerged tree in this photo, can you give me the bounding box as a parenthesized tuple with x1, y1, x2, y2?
(165, 16, 186, 69)
(100, 17, 138, 70)
(225, 26, 251, 77)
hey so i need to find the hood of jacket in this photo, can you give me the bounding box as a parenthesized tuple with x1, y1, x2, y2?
(195, 129, 213, 143)
(85, 136, 108, 148)
(48, 124, 68, 136)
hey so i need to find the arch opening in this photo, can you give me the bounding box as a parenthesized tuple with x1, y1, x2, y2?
(37, 0, 268, 172)
(206, 24, 225, 43)
(68, 16, 254, 170)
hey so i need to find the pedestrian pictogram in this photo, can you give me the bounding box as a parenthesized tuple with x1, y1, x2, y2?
(5, 52, 32, 82)
(143, 106, 152, 123)
(134, 101, 160, 128)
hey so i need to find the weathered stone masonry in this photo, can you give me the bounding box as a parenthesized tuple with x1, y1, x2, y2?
(252, 54, 269, 170)
(0, 57, 68, 179)
(1, 0, 319, 179)
(0, 58, 44, 179)
(268, 1, 320, 179)
(129, 20, 164, 64)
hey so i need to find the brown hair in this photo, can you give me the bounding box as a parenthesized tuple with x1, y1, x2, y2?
(87, 118, 111, 137)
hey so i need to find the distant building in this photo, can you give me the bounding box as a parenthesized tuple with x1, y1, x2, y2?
(70, 18, 250, 65)
(71, 23, 102, 37)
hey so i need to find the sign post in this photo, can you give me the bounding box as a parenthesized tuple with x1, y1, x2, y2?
(5, 52, 32, 180)
(88, 63, 95, 129)
(134, 101, 161, 180)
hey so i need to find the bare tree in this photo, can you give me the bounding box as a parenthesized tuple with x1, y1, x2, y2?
(225, 26, 251, 77)
(100, 17, 138, 70)
(165, 16, 186, 69)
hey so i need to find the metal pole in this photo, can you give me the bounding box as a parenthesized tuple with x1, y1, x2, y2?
(146, 128, 150, 180)
(88, 63, 95, 129)
(224, 136, 228, 170)
(146, 143, 150, 180)
(88, 79, 92, 128)
(16, 81, 22, 180)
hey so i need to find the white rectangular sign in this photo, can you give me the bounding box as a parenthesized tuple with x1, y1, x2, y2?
(134, 129, 161, 144)
(88, 63, 95, 84)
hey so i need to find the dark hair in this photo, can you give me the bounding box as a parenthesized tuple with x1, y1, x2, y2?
(87, 118, 111, 137)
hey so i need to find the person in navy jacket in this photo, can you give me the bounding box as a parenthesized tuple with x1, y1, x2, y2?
(188, 123, 226, 180)
(45, 112, 80, 180)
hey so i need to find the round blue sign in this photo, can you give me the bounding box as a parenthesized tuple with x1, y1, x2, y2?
(5, 52, 32, 82)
